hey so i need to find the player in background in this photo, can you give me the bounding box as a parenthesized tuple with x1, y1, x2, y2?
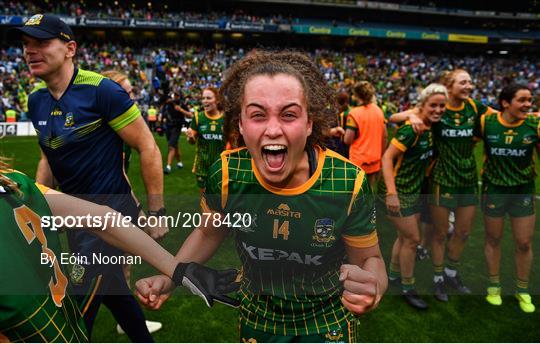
(162, 91, 191, 174)
(477, 84, 539, 313)
(101, 69, 163, 334)
(380, 84, 447, 310)
(344, 81, 387, 189)
(0, 158, 237, 342)
(325, 91, 350, 158)
(186, 87, 225, 192)
(136, 51, 387, 343)
(390, 69, 495, 301)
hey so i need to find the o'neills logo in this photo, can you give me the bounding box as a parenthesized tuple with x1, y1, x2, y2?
(267, 203, 301, 219)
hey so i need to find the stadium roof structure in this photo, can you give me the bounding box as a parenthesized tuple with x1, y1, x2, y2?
(238, 0, 540, 20)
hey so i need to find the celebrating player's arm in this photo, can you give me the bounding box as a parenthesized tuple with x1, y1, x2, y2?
(381, 143, 402, 214)
(388, 107, 426, 134)
(43, 186, 238, 307)
(341, 243, 387, 314)
(135, 208, 236, 310)
(339, 172, 388, 315)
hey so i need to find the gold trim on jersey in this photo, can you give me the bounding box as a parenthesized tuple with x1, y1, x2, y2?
(446, 101, 465, 112)
(480, 113, 487, 137)
(497, 112, 524, 128)
(81, 275, 102, 316)
(345, 115, 358, 130)
(467, 98, 478, 115)
(251, 146, 325, 196)
(204, 110, 224, 121)
(200, 194, 211, 212)
(325, 149, 357, 166)
(342, 231, 378, 248)
(219, 148, 247, 210)
(390, 138, 407, 152)
(347, 169, 366, 216)
(35, 182, 50, 195)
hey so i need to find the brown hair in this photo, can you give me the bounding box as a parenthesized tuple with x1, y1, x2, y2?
(439, 69, 469, 89)
(0, 156, 20, 195)
(352, 81, 375, 104)
(101, 70, 128, 84)
(336, 91, 350, 113)
(220, 50, 335, 148)
(202, 87, 224, 112)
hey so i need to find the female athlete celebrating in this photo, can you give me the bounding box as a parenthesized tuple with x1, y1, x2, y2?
(136, 51, 387, 343)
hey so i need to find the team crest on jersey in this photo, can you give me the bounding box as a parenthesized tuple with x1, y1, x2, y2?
(25, 14, 43, 26)
(441, 193, 453, 199)
(522, 197, 532, 207)
(210, 124, 216, 131)
(64, 113, 75, 128)
(312, 218, 336, 244)
(522, 136, 534, 145)
(70, 264, 85, 285)
(325, 329, 343, 341)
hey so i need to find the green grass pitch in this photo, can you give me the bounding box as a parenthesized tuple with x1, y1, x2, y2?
(1, 133, 539, 342)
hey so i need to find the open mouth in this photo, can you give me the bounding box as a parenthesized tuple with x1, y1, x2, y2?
(262, 144, 287, 171)
(28, 59, 44, 66)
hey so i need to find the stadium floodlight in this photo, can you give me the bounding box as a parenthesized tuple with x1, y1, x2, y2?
(499, 50, 509, 55)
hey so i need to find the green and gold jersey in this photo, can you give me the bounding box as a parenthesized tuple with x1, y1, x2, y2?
(0, 172, 87, 342)
(190, 111, 225, 178)
(202, 147, 377, 336)
(379, 122, 433, 196)
(432, 98, 492, 187)
(479, 112, 540, 186)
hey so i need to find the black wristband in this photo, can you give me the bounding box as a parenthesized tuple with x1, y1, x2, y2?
(172, 262, 189, 286)
(147, 207, 166, 217)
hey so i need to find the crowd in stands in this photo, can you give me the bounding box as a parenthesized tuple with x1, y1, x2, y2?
(0, 1, 292, 25)
(1, 43, 539, 121)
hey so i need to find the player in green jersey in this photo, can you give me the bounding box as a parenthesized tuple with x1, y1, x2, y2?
(136, 51, 388, 342)
(380, 84, 447, 310)
(0, 158, 237, 342)
(390, 69, 495, 301)
(478, 84, 539, 313)
(187, 87, 225, 190)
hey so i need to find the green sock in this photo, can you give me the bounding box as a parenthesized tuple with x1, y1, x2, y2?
(516, 279, 529, 294)
(389, 262, 401, 280)
(489, 275, 501, 289)
(433, 264, 444, 283)
(402, 276, 415, 292)
(445, 258, 459, 271)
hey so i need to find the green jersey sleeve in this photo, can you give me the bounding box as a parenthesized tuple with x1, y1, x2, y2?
(391, 124, 417, 152)
(342, 171, 378, 248)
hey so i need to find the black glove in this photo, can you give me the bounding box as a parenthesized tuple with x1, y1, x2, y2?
(172, 262, 240, 308)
